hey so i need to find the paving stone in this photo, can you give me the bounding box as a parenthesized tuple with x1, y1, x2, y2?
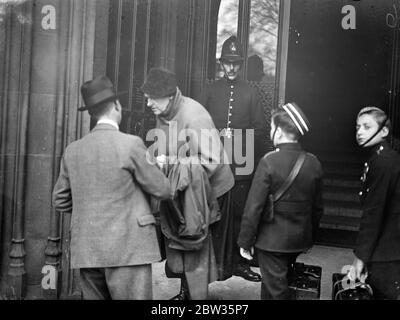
(152, 245, 355, 300)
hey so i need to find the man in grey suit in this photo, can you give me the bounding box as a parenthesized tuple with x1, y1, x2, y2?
(52, 75, 171, 300)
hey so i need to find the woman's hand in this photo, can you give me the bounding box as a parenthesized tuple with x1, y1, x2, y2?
(240, 247, 254, 261)
(349, 256, 367, 282)
(156, 154, 167, 169)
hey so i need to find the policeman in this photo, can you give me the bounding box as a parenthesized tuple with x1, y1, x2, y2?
(199, 36, 268, 282)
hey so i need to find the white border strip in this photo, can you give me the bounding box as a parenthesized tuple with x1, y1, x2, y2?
(287, 103, 309, 132)
(282, 104, 304, 135)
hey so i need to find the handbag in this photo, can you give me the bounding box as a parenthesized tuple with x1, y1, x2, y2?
(288, 262, 322, 300)
(332, 273, 373, 300)
(264, 152, 307, 222)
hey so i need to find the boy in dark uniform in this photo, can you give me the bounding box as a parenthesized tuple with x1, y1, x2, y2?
(350, 106, 400, 300)
(199, 36, 268, 282)
(237, 103, 324, 300)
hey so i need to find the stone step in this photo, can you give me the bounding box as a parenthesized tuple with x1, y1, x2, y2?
(313, 151, 365, 165)
(319, 215, 360, 232)
(323, 184, 360, 193)
(323, 200, 362, 218)
(322, 163, 363, 179)
(324, 176, 362, 187)
(324, 173, 361, 183)
(323, 189, 360, 203)
(304, 139, 359, 152)
(323, 160, 363, 170)
(315, 229, 358, 248)
(310, 146, 365, 247)
(323, 177, 361, 189)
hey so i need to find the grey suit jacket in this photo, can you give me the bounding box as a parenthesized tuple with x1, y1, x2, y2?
(53, 123, 171, 268)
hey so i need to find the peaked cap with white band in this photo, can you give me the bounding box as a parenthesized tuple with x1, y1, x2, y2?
(281, 102, 310, 136)
(357, 106, 386, 119)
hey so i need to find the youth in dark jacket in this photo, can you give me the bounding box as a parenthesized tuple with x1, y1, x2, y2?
(238, 103, 323, 300)
(351, 106, 400, 300)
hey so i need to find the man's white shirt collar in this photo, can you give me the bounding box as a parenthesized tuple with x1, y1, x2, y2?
(97, 119, 119, 130)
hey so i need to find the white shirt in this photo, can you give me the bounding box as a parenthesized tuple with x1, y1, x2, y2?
(97, 119, 119, 130)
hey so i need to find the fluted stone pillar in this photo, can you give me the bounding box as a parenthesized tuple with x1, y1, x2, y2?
(0, 0, 33, 300)
(0, 0, 96, 299)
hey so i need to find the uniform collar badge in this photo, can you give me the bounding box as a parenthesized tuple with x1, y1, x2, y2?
(376, 145, 384, 155)
(360, 162, 369, 183)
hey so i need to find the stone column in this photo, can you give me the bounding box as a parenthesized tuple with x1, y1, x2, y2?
(40, 0, 96, 300)
(0, 0, 34, 300)
(0, 0, 96, 299)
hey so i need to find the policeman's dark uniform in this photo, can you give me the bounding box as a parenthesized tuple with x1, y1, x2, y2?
(200, 79, 267, 172)
(355, 140, 400, 299)
(237, 103, 324, 300)
(199, 36, 268, 281)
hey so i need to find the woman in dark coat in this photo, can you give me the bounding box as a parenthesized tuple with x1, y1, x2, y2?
(141, 67, 234, 300)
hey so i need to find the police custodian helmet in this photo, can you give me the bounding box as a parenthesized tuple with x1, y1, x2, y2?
(220, 36, 244, 63)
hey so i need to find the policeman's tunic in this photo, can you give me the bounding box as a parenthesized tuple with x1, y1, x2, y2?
(199, 77, 269, 280)
(199, 77, 268, 180)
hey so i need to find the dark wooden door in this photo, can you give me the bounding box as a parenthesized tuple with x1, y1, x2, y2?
(285, 0, 400, 247)
(286, 0, 396, 150)
(106, 0, 158, 142)
(105, 0, 216, 142)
